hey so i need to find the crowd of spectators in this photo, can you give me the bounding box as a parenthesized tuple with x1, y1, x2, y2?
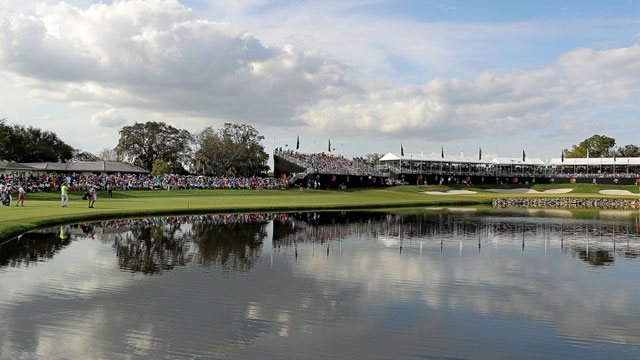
(275, 149, 379, 176)
(0, 173, 289, 193)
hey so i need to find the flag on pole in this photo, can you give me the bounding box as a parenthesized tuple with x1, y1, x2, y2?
(421, 146, 424, 157)
(441, 146, 444, 158)
(401, 144, 404, 156)
(561, 150, 564, 163)
(522, 150, 526, 162)
(479, 147, 482, 160)
(296, 135, 299, 150)
(328, 139, 331, 152)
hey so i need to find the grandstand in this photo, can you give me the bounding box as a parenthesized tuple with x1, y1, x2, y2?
(274, 149, 388, 188)
(274, 149, 640, 187)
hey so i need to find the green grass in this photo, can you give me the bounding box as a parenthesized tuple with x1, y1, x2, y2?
(2, 184, 640, 243)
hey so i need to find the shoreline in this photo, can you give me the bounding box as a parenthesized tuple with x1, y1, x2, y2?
(0, 197, 488, 244)
(3, 185, 640, 244)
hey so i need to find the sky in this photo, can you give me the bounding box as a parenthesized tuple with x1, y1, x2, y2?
(1, 0, 640, 161)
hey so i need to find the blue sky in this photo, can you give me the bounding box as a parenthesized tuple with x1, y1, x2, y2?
(1, 0, 640, 161)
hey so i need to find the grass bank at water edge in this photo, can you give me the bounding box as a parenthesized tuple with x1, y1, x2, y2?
(0, 187, 491, 243)
(3, 184, 640, 244)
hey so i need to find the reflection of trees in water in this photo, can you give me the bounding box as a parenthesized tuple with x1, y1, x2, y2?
(274, 212, 640, 267)
(575, 249, 615, 266)
(110, 221, 268, 275)
(0, 231, 70, 268)
(112, 225, 193, 275)
(191, 222, 266, 272)
(4, 211, 640, 271)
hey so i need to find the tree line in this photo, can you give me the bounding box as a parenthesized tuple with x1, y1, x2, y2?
(563, 134, 640, 158)
(0, 118, 269, 177)
(0, 119, 97, 163)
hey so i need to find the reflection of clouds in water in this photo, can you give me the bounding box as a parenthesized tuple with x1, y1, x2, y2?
(2, 211, 640, 358)
(292, 228, 640, 348)
(0, 240, 128, 305)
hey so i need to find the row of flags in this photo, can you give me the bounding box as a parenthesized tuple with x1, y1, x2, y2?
(292, 137, 619, 163)
(401, 144, 521, 161)
(293, 136, 334, 152)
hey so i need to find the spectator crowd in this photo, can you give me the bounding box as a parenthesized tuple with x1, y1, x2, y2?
(0, 172, 290, 194)
(275, 149, 378, 175)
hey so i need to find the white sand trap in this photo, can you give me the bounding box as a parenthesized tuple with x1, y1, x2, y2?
(420, 190, 477, 195)
(487, 188, 573, 194)
(599, 189, 640, 196)
(541, 189, 573, 194)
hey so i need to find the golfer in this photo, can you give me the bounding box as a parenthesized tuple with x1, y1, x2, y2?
(61, 183, 69, 207)
(88, 184, 96, 208)
(15, 186, 25, 207)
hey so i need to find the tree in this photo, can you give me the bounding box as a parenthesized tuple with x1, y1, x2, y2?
(0, 119, 74, 162)
(194, 123, 268, 177)
(151, 159, 170, 175)
(97, 148, 120, 161)
(616, 144, 640, 157)
(0, 119, 15, 160)
(353, 153, 383, 168)
(564, 134, 616, 158)
(72, 149, 99, 161)
(116, 121, 193, 172)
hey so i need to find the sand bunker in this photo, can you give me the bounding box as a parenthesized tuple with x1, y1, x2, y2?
(487, 188, 573, 194)
(598, 189, 640, 196)
(420, 190, 477, 195)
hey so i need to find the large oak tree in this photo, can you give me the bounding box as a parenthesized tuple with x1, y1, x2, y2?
(564, 134, 616, 158)
(0, 119, 75, 162)
(116, 121, 193, 172)
(194, 123, 268, 177)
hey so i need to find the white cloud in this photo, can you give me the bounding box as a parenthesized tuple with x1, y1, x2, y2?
(91, 108, 128, 127)
(0, 0, 352, 127)
(0, 0, 640, 147)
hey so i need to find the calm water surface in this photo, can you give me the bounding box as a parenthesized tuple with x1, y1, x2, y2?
(1, 208, 640, 359)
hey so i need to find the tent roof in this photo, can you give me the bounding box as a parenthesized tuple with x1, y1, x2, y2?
(549, 157, 640, 166)
(491, 157, 546, 166)
(379, 152, 512, 165)
(20, 161, 149, 173)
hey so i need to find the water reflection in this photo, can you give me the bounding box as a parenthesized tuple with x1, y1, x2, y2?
(273, 210, 640, 267)
(2, 209, 640, 358)
(0, 230, 70, 268)
(3, 211, 640, 273)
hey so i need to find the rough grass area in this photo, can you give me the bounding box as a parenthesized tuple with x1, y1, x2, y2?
(2, 184, 640, 243)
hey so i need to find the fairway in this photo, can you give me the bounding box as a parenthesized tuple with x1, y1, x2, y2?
(2, 184, 640, 242)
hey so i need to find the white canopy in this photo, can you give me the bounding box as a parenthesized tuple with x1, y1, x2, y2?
(379, 152, 493, 164)
(549, 157, 640, 166)
(491, 157, 546, 166)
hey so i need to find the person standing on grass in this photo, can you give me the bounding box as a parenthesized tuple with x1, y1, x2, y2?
(15, 186, 25, 207)
(107, 182, 113, 198)
(61, 183, 69, 207)
(88, 184, 96, 208)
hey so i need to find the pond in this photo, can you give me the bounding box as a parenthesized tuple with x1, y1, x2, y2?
(1, 208, 640, 359)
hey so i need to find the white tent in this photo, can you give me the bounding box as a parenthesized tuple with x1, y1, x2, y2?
(549, 157, 640, 166)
